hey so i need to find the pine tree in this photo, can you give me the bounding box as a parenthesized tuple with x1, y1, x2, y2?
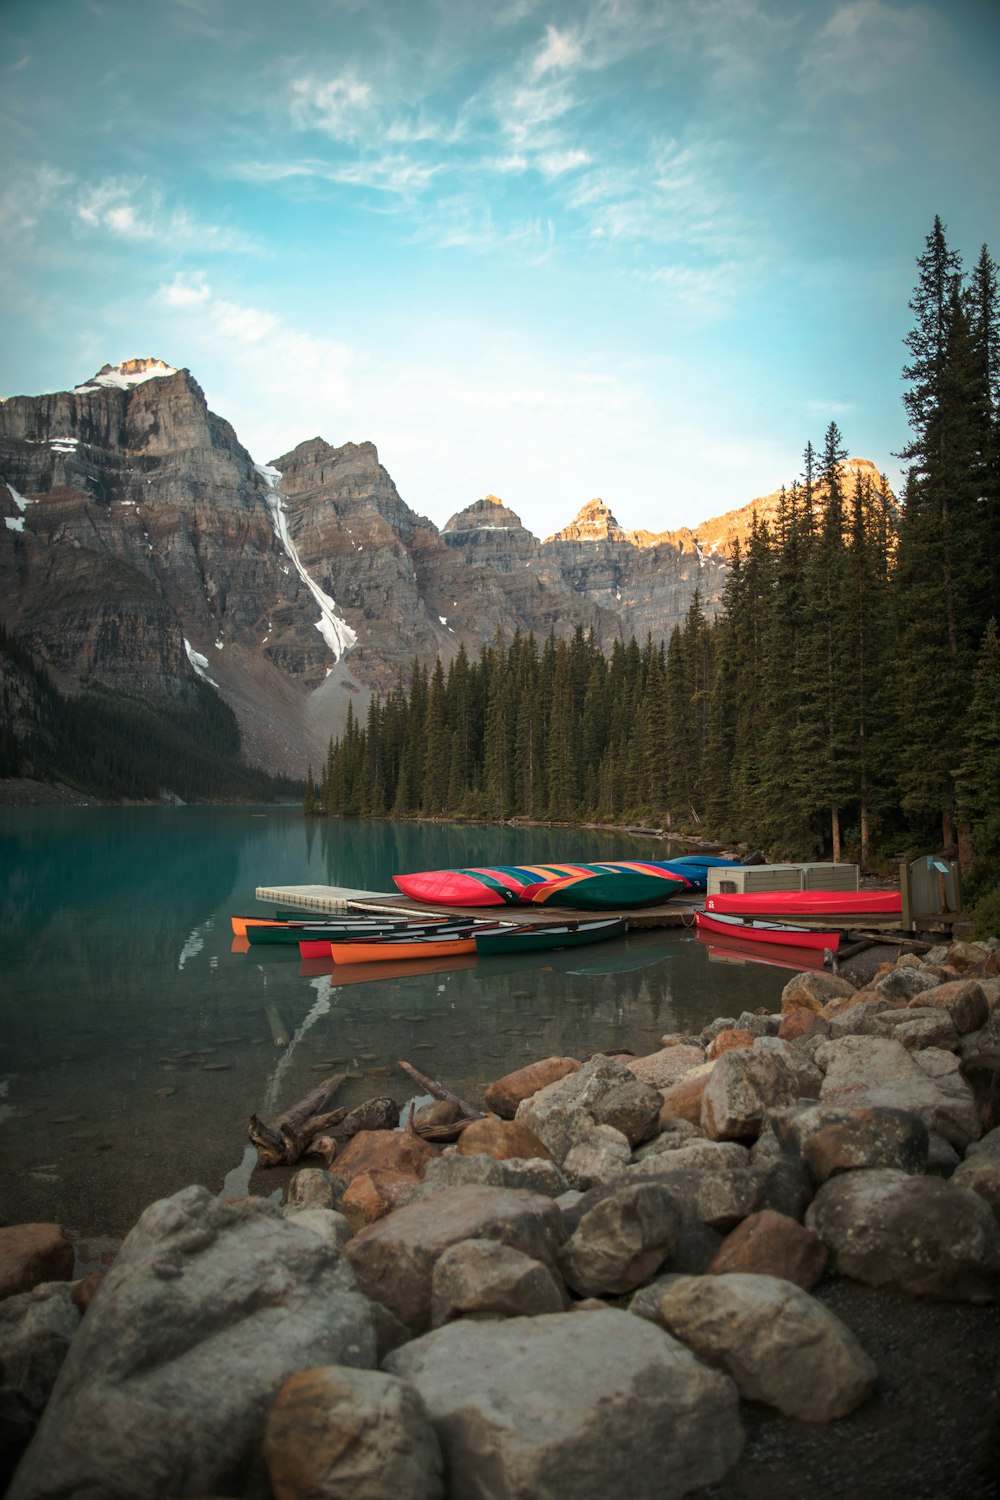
(955, 619, 1000, 866)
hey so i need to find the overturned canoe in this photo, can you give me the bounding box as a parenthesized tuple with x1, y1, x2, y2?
(393, 861, 691, 909)
(705, 890, 900, 918)
(695, 909, 840, 952)
(298, 918, 495, 960)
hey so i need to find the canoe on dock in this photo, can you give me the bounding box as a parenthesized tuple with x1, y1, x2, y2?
(704, 890, 900, 919)
(393, 860, 693, 909)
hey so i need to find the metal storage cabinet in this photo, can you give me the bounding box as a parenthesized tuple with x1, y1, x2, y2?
(707, 863, 860, 896)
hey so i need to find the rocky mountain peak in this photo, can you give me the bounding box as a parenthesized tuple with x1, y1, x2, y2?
(75, 358, 178, 392)
(545, 498, 629, 545)
(443, 494, 529, 535)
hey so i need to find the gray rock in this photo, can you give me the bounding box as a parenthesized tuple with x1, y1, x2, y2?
(875, 967, 944, 1002)
(700, 1045, 803, 1141)
(816, 1034, 981, 1148)
(285, 1166, 336, 1212)
(345, 1185, 565, 1333)
(953, 1126, 1000, 1218)
(283, 1207, 353, 1248)
(559, 1181, 682, 1296)
(264, 1365, 443, 1500)
(771, 1102, 929, 1183)
(6, 1187, 377, 1500)
(384, 1309, 744, 1499)
(421, 1154, 568, 1197)
(734, 1011, 783, 1037)
(516, 1054, 662, 1159)
(657, 1272, 877, 1422)
(925, 1132, 961, 1177)
(875, 1007, 960, 1052)
(632, 1138, 750, 1171)
(805, 1168, 1000, 1301)
(912, 1046, 963, 1079)
(431, 1240, 565, 1326)
(561, 1126, 632, 1191)
(631, 1166, 759, 1234)
(0, 1283, 80, 1451)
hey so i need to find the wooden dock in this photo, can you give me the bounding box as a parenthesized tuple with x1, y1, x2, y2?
(255, 883, 701, 930)
(254, 882, 955, 942)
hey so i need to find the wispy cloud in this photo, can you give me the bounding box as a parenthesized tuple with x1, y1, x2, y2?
(290, 71, 374, 142)
(798, 0, 934, 99)
(76, 178, 258, 252)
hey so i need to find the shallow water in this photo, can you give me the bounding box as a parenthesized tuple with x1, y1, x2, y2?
(0, 807, 791, 1239)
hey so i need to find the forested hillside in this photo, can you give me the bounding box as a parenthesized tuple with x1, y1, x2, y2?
(0, 625, 304, 804)
(314, 219, 1000, 908)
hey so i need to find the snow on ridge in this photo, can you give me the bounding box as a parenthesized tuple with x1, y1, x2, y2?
(75, 359, 177, 393)
(256, 463, 357, 662)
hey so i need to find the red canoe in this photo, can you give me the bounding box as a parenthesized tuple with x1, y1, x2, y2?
(695, 909, 840, 952)
(704, 890, 900, 918)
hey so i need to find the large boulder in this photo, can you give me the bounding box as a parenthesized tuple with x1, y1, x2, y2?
(516, 1055, 662, 1158)
(6, 1187, 377, 1500)
(805, 1167, 1000, 1302)
(456, 1116, 554, 1162)
(558, 1181, 683, 1297)
(263, 1366, 444, 1500)
(333, 1129, 437, 1185)
(384, 1309, 744, 1499)
(657, 1272, 876, 1422)
(483, 1057, 581, 1119)
(708, 1210, 828, 1290)
(952, 1126, 1000, 1219)
(781, 971, 856, 1014)
(0, 1227, 75, 1303)
(431, 1240, 565, 1326)
(0, 1283, 81, 1452)
(911, 979, 989, 1036)
(701, 1043, 812, 1141)
(771, 1102, 929, 1183)
(421, 1154, 568, 1198)
(817, 1034, 981, 1148)
(345, 1185, 564, 1332)
(625, 1045, 706, 1089)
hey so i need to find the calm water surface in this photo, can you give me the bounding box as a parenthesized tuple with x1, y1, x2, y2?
(0, 808, 791, 1239)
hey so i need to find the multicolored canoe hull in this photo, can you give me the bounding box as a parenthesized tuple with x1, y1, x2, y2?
(393, 861, 692, 909)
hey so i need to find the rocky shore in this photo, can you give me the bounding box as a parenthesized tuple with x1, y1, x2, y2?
(2, 937, 999, 1499)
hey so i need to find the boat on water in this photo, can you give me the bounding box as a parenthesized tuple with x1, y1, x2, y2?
(296, 918, 494, 959)
(473, 916, 628, 956)
(247, 917, 477, 947)
(704, 890, 900, 919)
(393, 860, 694, 909)
(695, 909, 840, 953)
(328, 916, 630, 965)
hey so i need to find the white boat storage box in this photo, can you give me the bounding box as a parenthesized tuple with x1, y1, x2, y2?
(706, 863, 860, 896)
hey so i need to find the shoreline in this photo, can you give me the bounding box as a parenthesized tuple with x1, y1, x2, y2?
(2, 933, 998, 1497)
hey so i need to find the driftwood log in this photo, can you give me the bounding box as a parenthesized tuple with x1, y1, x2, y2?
(397, 1060, 483, 1121)
(248, 1072, 347, 1166)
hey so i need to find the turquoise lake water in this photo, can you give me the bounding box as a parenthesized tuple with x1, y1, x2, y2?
(0, 807, 791, 1239)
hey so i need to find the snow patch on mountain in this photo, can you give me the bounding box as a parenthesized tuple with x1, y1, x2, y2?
(184, 638, 219, 687)
(75, 358, 177, 393)
(256, 463, 357, 662)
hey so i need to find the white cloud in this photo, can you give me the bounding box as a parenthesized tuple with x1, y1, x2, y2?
(799, 0, 933, 99)
(160, 271, 211, 306)
(77, 178, 258, 252)
(532, 24, 584, 77)
(290, 72, 373, 140)
(536, 148, 591, 179)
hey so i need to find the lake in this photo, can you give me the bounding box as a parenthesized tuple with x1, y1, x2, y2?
(0, 807, 792, 1241)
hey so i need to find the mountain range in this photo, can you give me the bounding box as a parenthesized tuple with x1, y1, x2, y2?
(0, 358, 886, 780)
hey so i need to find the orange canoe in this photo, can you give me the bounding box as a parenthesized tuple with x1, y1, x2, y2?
(329, 934, 479, 965)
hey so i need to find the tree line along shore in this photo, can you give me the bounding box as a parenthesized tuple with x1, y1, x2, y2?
(311, 217, 1000, 940)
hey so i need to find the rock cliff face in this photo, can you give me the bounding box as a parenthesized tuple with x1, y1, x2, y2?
(0, 360, 890, 779)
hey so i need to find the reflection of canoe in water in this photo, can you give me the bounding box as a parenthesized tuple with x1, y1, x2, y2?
(696, 930, 832, 973)
(696, 910, 840, 952)
(393, 861, 692, 909)
(298, 952, 480, 984)
(704, 890, 899, 919)
(299, 919, 493, 960)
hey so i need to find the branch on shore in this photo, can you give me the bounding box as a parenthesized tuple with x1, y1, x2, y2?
(248, 1071, 347, 1166)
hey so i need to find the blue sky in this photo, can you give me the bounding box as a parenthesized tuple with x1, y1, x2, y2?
(2, 0, 998, 536)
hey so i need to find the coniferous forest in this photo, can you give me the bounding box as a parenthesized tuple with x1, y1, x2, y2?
(312, 218, 1000, 921)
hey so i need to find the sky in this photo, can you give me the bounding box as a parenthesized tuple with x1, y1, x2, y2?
(2, 0, 998, 538)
